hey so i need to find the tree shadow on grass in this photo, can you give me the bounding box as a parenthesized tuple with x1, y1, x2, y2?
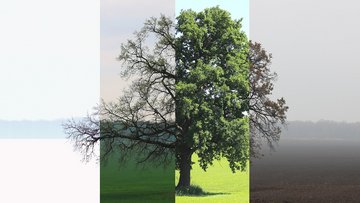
(175, 185, 229, 197)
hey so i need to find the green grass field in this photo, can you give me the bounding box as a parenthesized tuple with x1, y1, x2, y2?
(100, 151, 249, 203)
(176, 155, 249, 203)
(100, 153, 174, 203)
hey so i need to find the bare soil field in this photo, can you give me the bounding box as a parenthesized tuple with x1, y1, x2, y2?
(251, 184, 360, 203)
(250, 139, 360, 203)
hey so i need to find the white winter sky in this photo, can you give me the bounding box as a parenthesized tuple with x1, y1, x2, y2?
(0, 0, 100, 120)
(251, 0, 360, 122)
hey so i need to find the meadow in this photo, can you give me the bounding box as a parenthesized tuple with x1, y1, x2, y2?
(100, 150, 249, 203)
(100, 153, 174, 203)
(176, 155, 249, 203)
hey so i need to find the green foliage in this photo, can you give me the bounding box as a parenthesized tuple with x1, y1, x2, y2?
(175, 7, 250, 172)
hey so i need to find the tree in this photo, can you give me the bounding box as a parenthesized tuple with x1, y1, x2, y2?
(175, 7, 250, 188)
(63, 7, 287, 189)
(248, 41, 288, 157)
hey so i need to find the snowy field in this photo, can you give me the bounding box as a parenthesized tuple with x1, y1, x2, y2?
(0, 139, 99, 203)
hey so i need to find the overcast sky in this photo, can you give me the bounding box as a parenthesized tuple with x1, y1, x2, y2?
(251, 0, 360, 122)
(0, 0, 99, 120)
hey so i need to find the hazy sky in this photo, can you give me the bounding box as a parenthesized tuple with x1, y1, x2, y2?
(101, 0, 174, 102)
(0, 0, 99, 120)
(251, 0, 360, 122)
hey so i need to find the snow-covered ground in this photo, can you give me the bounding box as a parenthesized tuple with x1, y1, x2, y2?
(0, 139, 99, 203)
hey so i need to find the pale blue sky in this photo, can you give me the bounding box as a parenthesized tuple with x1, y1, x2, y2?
(176, 0, 249, 35)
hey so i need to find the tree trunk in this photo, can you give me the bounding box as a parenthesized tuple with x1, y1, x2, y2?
(176, 147, 192, 188)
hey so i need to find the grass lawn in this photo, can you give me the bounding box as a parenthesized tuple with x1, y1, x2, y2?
(100, 153, 174, 203)
(176, 155, 249, 203)
(100, 150, 248, 203)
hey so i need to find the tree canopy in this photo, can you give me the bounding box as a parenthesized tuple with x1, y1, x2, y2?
(63, 6, 288, 188)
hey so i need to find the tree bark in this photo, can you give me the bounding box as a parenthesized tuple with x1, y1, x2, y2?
(176, 147, 192, 188)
